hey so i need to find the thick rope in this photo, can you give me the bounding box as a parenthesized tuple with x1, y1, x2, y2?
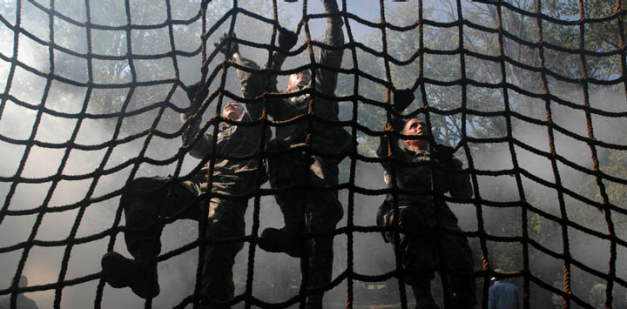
(0, 1, 626, 309)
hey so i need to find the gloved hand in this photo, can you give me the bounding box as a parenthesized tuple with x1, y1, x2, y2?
(392, 88, 414, 113)
(434, 144, 455, 164)
(214, 33, 238, 58)
(278, 27, 298, 52)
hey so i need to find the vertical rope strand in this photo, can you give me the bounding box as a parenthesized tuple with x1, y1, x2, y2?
(8, 0, 53, 307)
(243, 1, 280, 308)
(493, 0, 532, 307)
(576, 1, 617, 308)
(533, 0, 574, 308)
(340, 1, 358, 308)
(192, 1, 238, 306)
(378, 1, 408, 309)
(300, 1, 315, 307)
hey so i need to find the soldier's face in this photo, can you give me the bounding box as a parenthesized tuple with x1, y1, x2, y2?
(403, 118, 429, 150)
(222, 101, 244, 121)
(286, 71, 311, 93)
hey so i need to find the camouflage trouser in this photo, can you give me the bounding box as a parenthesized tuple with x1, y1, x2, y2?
(121, 176, 247, 305)
(378, 204, 475, 309)
(265, 139, 344, 308)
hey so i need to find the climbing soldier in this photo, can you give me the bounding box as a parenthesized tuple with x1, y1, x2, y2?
(100, 79, 270, 307)
(376, 92, 476, 309)
(217, 0, 349, 307)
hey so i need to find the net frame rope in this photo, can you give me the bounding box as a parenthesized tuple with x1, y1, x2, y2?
(0, 0, 626, 308)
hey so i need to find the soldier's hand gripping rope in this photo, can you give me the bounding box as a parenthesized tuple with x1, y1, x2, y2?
(215, 33, 239, 59)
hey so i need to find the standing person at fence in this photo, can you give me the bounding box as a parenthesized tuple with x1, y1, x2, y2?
(588, 279, 607, 309)
(488, 269, 523, 309)
(376, 92, 476, 309)
(216, 0, 349, 308)
(100, 80, 270, 307)
(0, 276, 39, 309)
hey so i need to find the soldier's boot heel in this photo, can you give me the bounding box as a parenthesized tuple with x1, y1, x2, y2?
(412, 280, 439, 309)
(101, 251, 160, 299)
(259, 197, 306, 258)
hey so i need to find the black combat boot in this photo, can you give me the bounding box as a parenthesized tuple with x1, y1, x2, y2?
(412, 280, 440, 309)
(258, 199, 307, 258)
(101, 250, 159, 299)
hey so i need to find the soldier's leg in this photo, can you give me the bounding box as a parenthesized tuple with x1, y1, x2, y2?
(304, 196, 342, 309)
(102, 177, 199, 299)
(201, 198, 247, 307)
(440, 228, 476, 309)
(386, 206, 440, 308)
(259, 139, 310, 257)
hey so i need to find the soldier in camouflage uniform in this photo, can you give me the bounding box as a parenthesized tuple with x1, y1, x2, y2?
(100, 76, 270, 306)
(376, 97, 475, 309)
(219, 0, 349, 307)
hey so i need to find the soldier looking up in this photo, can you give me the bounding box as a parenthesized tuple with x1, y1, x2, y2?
(217, 0, 349, 307)
(100, 80, 270, 307)
(376, 91, 476, 309)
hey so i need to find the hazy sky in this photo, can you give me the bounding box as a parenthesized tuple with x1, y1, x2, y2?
(1, 0, 626, 308)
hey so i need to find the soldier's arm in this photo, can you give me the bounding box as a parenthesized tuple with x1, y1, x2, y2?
(314, 0, 344, 97)
(180, 106, 214, 159)
(447, 157, 473, 199)
(377, 117, 405, 159)
(234, 51, 288, 119)
(377, 116, 409, 183)
(379, 89, 414, 160)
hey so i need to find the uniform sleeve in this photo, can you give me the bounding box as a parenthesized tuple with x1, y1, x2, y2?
(235, 53, 288, 119)
(377, 117, 407, 158)
(447, 157, 473, 199)
(377, 118, 411, 188)
(314, 1, 344, 98)
(180, 112, 214, 159)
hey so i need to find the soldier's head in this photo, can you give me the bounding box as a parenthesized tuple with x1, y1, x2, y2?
(402, 118, 430, 151)
(286, 70, 311, 93)
(222, 101, 244, 121)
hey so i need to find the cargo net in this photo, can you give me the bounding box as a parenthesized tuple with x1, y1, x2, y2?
(1, 0, 627, 308)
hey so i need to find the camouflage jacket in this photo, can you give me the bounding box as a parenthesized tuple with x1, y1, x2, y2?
(376, 118, 472, 210)
(236, 2, 352, 161)
(181, 94, 269, 196)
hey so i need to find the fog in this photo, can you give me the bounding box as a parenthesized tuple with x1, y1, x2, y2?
(1, 0, 626, 308)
